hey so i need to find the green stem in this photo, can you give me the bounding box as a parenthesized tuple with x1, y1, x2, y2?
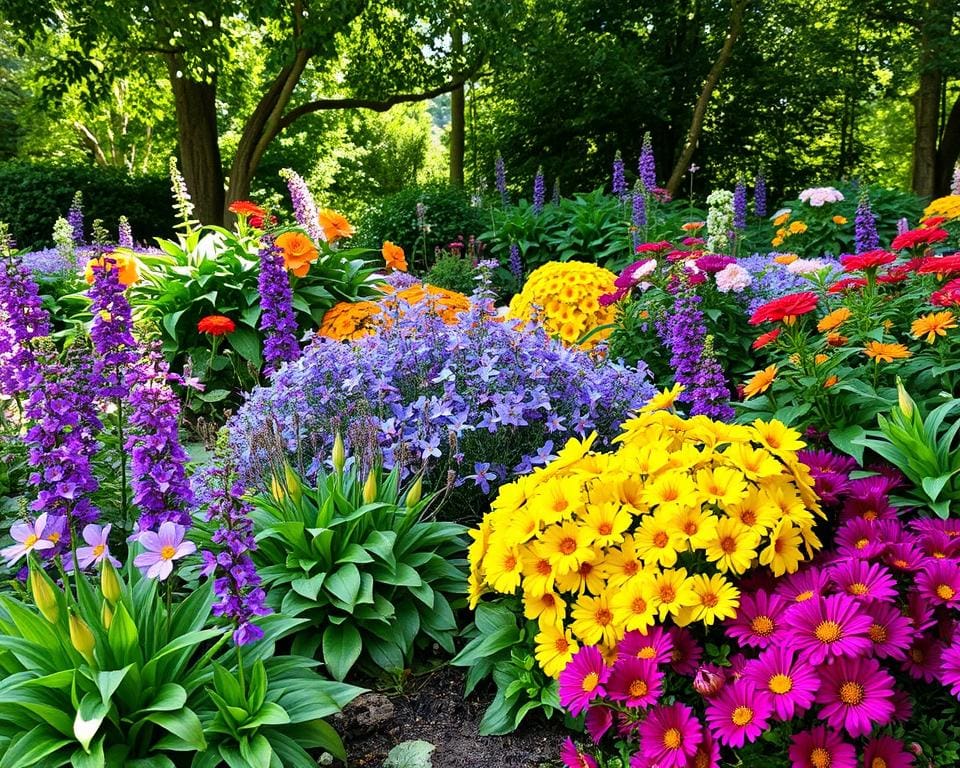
(115, 390, 128, 533)
(165, 580, 173, 643)
(236, 643, 245, 696)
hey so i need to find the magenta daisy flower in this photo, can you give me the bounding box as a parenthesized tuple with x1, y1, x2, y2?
(913, 517, 960, 539)
(618, 627, 673, 664)
(939, 641, 960, 698)
(689, 725, 720, 768)
(798, 449, 855, 506)
(835, 518, 889, 560)
(637, 703, 703, 768)
(917, 530, 960, 560)
(788, 726, 857, 768)
(863, 735, 915, 768)
(829, 559, 898, 603)
(917, 560, 960, 607)
(725, 589, 788, 648)
(775, 568, 831, 605)
(901, 635, 943, 683)
(560, 737, 598, 768)
(704, 680, 773, 748)
(890, 688, 914, 723)
(667, 626, 702, 675)
(905, 591, 937, 634)
(816, 656, 895, 738)
(840, 477, 897, 523)
(742, 646, 818, 720)
(584, 706, 613, 744)
(607, 656, 662, 709)
(559, 646, 611, 716)
(884, 542, 926, 572)
(864, 602, 914, 660)
(787, 594, 873, 664)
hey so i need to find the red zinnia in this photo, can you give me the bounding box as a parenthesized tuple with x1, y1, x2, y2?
(917, 253, 960, 277)
(197, 315, 237, 336)
(228, 200, 267, 218)
(932, 278, 960, 308)
(749, 292, 819, 325)
(840, 250, 895, 272)
(752, 328, 781, 350)
(891, 227, 949, 251)
(923, 216, 947, 228)
(636, 240, 673, 253)
(828, 277, 868, 294)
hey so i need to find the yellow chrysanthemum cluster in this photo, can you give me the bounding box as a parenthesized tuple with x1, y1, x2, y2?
(506, 261, 618, 349)
(922, 195, 960, 223)
(318, 282, 471, 340)
(467, 400, 823, 677)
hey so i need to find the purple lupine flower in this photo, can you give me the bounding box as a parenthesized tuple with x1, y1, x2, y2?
(76, 524, 120, 569)
(631, 183, 647, 251)
(495, 153, 509, 206)
(552, 178, 561, 205)
(1, 513, 55, 565)
(258, 234, 300, 375)
(897, 217, 910, 236)
(199, 463, 271, 645)
(118, 217, 133, 249)
(754, 172, 767, 217)
(688, 336, 734, 420)
(854, 193, 879, 253)
(533, 167, 545, 214)
(126, 349, 194, 531)
(508, 243, 523, 284)
(0, 250, 50, 396)
(68, 191, 84, 246)
(661, 289, 706, 401)
(733, 180, 747, 230)
(88, 256, 138, 399)
(612, 151, 628, 199)
(133, 521, 196, 580)
(638, 132, 656, 191)
(279, 168, 325, 244)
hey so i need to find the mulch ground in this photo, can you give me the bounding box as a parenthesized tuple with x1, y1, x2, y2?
(340, 666, 565, 768)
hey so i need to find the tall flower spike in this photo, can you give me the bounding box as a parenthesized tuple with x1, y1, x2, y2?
(638, 132, 656, 191)
(68, 191, 84, 246)
(280, 168, 325, 244)
(495, 152, 509, 206)
(689, 335, 734, 420)
(612, 150, 627, 199)
(508, 243, 523, 284)
(854, 192, 879, 254)
(754, 172, 767, 217)
(733, 179, 747, 230)
(117, 216, 133, 249)
(533, 167, 545, 214)
(258, 234, 300, 374)
(0, 242, 50, 396)
(169, 156, 195, 229)
(88, 257, 139, 399)
(661, 288, 706, 404)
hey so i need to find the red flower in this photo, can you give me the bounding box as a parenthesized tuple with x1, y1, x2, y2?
(636, 241, 673, 253)
(249, 213, 277, 229)
(749, 292, 819, 325)
(197, 315, 236, 336)
(891, 227, 949, 251)
(229, 200, 267, 218)
(667, 249, 691, 262)
(828, 277, 868, 294)
(922, 216, 947, 228)
(752, 328, 781, 349)
(932, 278, 960, 308)
(917, 253, 960, 277)
(841, 250, 896, 272)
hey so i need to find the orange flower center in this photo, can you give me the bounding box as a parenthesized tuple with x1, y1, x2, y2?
(637, 647, 656, 660)
(653, 531, 669, 548)
(581, 671, 600, 693)
(751, 615, 775, 636)
(768, 674, 793, 694)
(810, 748, 832, 768)
(872, 758, 888, 768)
(814, 620, 842, 643)
(794, 590, 814, 602)
(628, 679, 648, 698)
(741, 509, 757, 526)
(537, 560, 552, 575)
(731, 706, 754, 726)
(659, 585, 676, 603)
(936, 584, 956, 600)
(595, 609, 612, 626)
(559, 537, 577, 555)
(868, 624, 888, 643)
(701, 592, 719, 608)
(504, 555, 517, 570)
(839, 681, 864, 705)
(624, 561, 639, 575)
(855, 538, 869, 549)
(598, 522, 613, 536)
(632, 597, 648, 614)
(554, 498, 569, 513)
(684, 521, 699, 535)
(663, 728, 682, 750)
(555, 637, 570, 654)
(720, 536, 737, 554)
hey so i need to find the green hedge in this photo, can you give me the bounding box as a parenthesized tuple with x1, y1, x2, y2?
(0, 161, 176, 249)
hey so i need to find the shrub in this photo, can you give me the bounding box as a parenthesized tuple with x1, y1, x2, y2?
(0, 161, 175, 250)
(424, 253, 479, 295)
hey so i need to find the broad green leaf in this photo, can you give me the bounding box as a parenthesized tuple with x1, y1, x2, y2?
(322, 624, 362, 681)
(147, 708, 206, 751)
(0, 725, 72, 768)
(324, 564, 361, 607)
(73, 693, 109, 752)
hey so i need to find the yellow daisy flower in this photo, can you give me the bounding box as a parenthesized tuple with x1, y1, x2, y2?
(633, 510, 685, 568)
(696, 466, 749, 509)
(535, 624, 579, 678)
(484, 540, 523, 593)
(704, 517, 760, 575)
(540, 521, 596, 576)
(581, 501, 632, 548)
(570, 592, 619, 647)
(609, 576, 657, 633)
(677, 573, 740, 626)
(650, 568, 698, 621)
(523, 588, 566, 628)
(759, 519, 805, 576)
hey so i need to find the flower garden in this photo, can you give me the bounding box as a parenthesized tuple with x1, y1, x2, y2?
(2, 151, 960, 768)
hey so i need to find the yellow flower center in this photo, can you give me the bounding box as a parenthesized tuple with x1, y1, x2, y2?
(581, 671, 600, 693)
(810, 748, 832, 768)
(731, 706, 754, 726)
(768, 673, 793, 694)
(24, 534, 38, 549)
(559, 537, 577, 555)
(863, 510, 877, 522)
(628, 680, 648, 698)
(637, 647, 656, 660)
(663, 728, 682, 750)
(855, 538, 869, 549)
(795, 590, 814, 602)
(872, 758, 888, 768)
(936, 584, 955, 600)
(838, 681, 864, 705)
(48, 532, 61, 544)
(814, 620, 842, 643)
(160, 545, 177, 560)
(847, 582, 869, 596)
(92, 544, 105, 557)
(750, 615, 775, 636)
(868, 624, 888, 643)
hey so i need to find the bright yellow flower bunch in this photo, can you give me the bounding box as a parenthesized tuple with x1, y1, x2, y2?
(922, 195, 960, 223)
(467, 399, 823, 677)
(506, 261, 618, 349)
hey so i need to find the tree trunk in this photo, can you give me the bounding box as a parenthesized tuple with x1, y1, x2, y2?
(449, 22, 465, 188)
(666, 0, 749, 197)
(935, 92, 960, 195)
(166, 55, 224, 226)
(911, 67, 941, 198)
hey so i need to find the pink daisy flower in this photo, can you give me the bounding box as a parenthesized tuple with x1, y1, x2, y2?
(637, 703, 702, 768)
(816, 656, 896, 738)
(917, 560, 960, 607)
(705, 680, 773, 747)
(835, 519, 889, 560)
(901, 635, 943, 683)
(840, 477, 897, 523)
(560, 737, 598, 768)
(917, 531, 960, 560)
(829, 559, 898, 603)
(667, 626, 702, 675)
(689, 725, 720, 768)
(725, 590, 788, 648)
(743, 646, 818, 720)
(904, 591, 937, 634)
(788, 726, 857, 768)
(787, 594, 873, 664)
(775, 568, 830, 605)
(559, 646, 610, 716)
(863, 735, 915, 768)
(913, 518, 960, 539)
(864, 603, 914, 660)
(618, 627, 673, 665)
(1, 513, 55, 565)
(607, 656, 662, 709)
(884, 542, 926, 572)
(938, 641, 960, 698)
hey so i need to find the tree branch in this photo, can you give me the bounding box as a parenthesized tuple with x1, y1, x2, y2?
(72, 120, 108, 166)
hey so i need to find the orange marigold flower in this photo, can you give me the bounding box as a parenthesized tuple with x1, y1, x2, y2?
(275, 230, 318, 277)
(911, 311, 957, 344)
(774, 253, 798, 265)
(814, 353, 829, 365)
(788, 221, 808, 234)
(681, 221, 705, 232)
(743, 364, 778, 399)
(864, 341, 911, 363)
(382, 241, 408, 272)
(823, 375, 839, 388)
(84, 251, 139, 286)
(817, 307, 852, 333)
(228, 200, 267, 218)
(197, 315, 236, 336)
(771, 236, 785, 248)
(826, 332, 848, 347)
(773, 212, 791, 227)
(832, 215, 847, 225)
(319, 209, 355, 242)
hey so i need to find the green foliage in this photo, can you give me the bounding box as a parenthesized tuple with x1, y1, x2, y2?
(424, 254, 478, 295)
(249, 462, 467, 682)
(0, 162, 174, 250)
(450, 601, 561, 736)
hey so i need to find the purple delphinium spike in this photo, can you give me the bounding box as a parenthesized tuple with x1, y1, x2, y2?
(638, 133, 656, 191)
(754, 172, 767, 218)
(258, 234, 299, 375)
(280, 168, 325, 244)
(660, 287, 706, 402)
(552, 178, 561, 205)
(199, 461, 271, 645)
(126, 348, 194, 532)
(612, 151, 628, 199)
(495, 153, 510, 206)
(631, 182, 647, 250)
(689, 336, 734, 420)
(508, 243, 523, 284)
(88, 257, 139, 399)
(68, 191, 84, 246)
(733, 180, 747, 230)
(854, 192, 879, 253)
(533, 167, 545, 214)
(0, 249, 50, 397)
(118, 217, 133, 249)
(897, 218, 910, 236)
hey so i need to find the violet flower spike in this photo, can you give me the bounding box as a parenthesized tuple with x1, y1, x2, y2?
(257, 234, 300, 374)
(134, 522, 196, 580)
(533, 167, 545, 214)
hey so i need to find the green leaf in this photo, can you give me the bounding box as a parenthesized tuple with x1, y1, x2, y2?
(0, 725, 72, 768)
(228, 325, 262, 366)
(106, 602, 139, 666)
(197, 388, 230, 403)
(322, 624, 362, 681)
(335, 543, 375, 565)
(293, 719, 346, 759)
(922, 472, 959, 503)
(137, 683, 187, 714)
(384, 740, 435, 768)
(239, 733, 273, 768)
(146, 708, 207, 751)
(240, 701, 290, 730)
(324, 563, 361, 607)
(829, 424, 867, 464)
(73, 693, 109, 752)
(291, 573, 326, 601)
(70, 737, 105, 768)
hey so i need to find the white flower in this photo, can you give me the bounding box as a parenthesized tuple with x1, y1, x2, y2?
(714, 263, 753, 293)
(798, 186, 844, 207)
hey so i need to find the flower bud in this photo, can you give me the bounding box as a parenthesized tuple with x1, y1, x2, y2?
(284, 463, 302, 504)
(692, 665, 725, 698)
(270, 473, 285, 502)
(29, 567, 60, 624)
(332, 432, 346, 474)
(362, 470, 377, 504)
(405, 476, 423, 508)
(69, 611, 96, 664)
(101, 560, 122, 604)
(896, 378, 915, 418)
(101, 600, 113, 630)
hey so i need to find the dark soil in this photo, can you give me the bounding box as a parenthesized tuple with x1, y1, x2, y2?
(340, 666, 565, 768)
